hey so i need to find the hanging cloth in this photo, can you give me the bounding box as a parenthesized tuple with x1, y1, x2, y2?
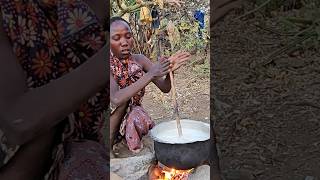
(194, 10, 205, 38)
(194, 9, 205, 29)
(151, 8, 160, 29)
(140, 6, 152, 24)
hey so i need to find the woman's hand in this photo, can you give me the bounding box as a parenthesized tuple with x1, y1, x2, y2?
(149, 58, 170, 79)
(167, 51, 191, 72)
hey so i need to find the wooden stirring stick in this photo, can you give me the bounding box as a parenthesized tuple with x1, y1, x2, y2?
(169, 70, 183, 137)
(157, 34, 182, 136)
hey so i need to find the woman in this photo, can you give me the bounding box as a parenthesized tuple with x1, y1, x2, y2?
(109, 17, 191, 153)
(0, 0, 109, 179)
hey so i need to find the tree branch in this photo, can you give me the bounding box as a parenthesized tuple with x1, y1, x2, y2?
(116, 1, 155, 17)
(116, 0, 125, 11)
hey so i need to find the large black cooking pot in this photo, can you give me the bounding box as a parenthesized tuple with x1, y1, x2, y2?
(149, 119, 210, 170)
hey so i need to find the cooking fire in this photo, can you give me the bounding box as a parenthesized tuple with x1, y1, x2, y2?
(149, 162, 194, 180)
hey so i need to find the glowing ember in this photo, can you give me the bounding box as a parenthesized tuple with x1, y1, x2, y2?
(162, 168, 193, 180)
(156, 162, 193, 180)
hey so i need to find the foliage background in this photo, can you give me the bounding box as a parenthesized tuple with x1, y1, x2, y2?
(110, 0, 210, 72)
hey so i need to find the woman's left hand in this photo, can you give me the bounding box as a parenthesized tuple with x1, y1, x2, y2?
(167, 51, 191, 72)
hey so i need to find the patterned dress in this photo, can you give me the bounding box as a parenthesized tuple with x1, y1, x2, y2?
(0, 0, 108, 179)
(110, 53, 154, 152)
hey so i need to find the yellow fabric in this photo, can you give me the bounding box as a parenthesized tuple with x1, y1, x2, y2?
(140, 7, 152, 24)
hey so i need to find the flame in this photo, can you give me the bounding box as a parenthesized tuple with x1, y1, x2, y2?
(161, 167, 193, 180)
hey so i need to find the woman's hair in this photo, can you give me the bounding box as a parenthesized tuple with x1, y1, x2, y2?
(110, 16, 131, 30)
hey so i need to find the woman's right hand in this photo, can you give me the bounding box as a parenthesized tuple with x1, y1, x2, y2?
(149, 58, 170, 79)
(168, 51, 191, 72)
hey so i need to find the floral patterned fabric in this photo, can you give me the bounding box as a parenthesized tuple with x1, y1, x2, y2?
(0, 0, 108, 179)
(110, 53, 154, 152)
(110, 53, 145, 108)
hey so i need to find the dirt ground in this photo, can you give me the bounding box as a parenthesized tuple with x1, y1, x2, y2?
(211, 8, 320, 180)
(142, 66, 210, 124)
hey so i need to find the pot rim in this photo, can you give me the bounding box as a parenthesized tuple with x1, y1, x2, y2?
(149, 119, 210, 144)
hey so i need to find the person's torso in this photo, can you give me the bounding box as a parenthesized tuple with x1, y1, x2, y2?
(0, 0, 108, 167)
(110, 54, 145, 106)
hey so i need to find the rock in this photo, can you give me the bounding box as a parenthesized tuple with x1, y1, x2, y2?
(110, 172, 123, 180)
(111, 156, 213, 180)
(305, 176, 318, 180)
(189, 165, 210, 180)
(113, 136, 154, 158)
(110, 152, 155, 180)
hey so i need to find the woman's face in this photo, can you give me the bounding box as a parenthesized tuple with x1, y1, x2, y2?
(110, 21, 134, 59)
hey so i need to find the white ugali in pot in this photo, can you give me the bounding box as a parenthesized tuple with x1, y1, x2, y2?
(149, 119, 210, 170)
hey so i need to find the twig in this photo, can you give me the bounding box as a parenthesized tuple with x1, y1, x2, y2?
(133, 37, 142, 54)
(212, 0, 235, 10)
(133, 15, 143, 54)
(235, 0, 273, 20)
(258, 28, 315, 67)
(116, 0, 125, 11)
(287, 100, 320, 109)
(254, 24, 297, 36)
(293, 25, 315, 38)
(212, 0, 242, 26)
(286, 17, 313, 25)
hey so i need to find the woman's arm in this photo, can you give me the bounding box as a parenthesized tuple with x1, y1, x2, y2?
(110, 58, 170, 107)
(136, 52, 191, 93)
(0, 129, 56, 180)
(135, 54, 172, 93)
(0, 26, 108, 146)
(110, 71, 152, 107)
